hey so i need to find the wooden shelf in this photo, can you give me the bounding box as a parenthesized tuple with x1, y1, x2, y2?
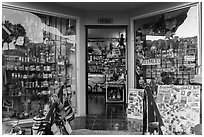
(7, 69, 52, 73)
(21, 62, 56, 66)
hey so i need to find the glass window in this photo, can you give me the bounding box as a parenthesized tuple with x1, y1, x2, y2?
(134, 4, 201, 135)
(134, 5, 200, 86)
(2, 7, 77, 119)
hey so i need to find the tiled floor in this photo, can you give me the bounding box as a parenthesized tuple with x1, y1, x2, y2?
(70, 94, 143, 134)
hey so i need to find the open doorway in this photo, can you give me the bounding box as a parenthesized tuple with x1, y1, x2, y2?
(86, 25, 127, 115)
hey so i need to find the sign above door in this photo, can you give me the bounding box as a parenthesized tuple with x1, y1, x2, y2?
(98, 18, 113, 24)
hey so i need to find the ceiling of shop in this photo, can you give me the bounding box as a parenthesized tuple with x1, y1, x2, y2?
(56, 2, 151, 11)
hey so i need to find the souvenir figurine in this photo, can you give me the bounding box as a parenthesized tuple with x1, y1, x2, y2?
(136, 66, 143, 75)
(135, 36, 141, 44)
(150, 43, 157, 53)
(135, 44, 143, 52)
(136, 28, 142, 36)
(139, 77, 145, 87)
(143, 47, 152, 58)
(158, 39, 165, 50)
(163, 40, 170, 50)
(146, 40, 152, 49)
(171, 38, 179, 50)
(136, 52, 144, 64)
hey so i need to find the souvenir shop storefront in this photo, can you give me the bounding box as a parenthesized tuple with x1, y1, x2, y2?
(2, 2, 202, 135)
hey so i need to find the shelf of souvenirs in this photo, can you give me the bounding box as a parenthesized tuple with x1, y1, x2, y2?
(21, 61, 56, 66)
(5, 63, 58, 72)
(8, 82, 72, 92)
(7, 71, 54, 79)
(5, 90, 52, 98)
(3, 54, 56, 64)
(106, 81, 125, 85)
(88, 70, 104, 74)
(88, 65, 125, 74)
(107, 55, 126, 60)
(4, 94, 49, 98)
(88, 53, 125, 60)
(7, 80, 53, 87)
(88, 61, 125, 68)
(88, 61, 104, 65)
(88, 53, 106, 57)
(135, 49, 196, 59)
(2, 60, 74, 70)
(25, 86, 49, 90)
(6, 69, 53, 73)
(145, 67, 196, 73)
(8, 77, 54, 81)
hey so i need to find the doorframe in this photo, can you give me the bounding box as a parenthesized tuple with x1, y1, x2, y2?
(85, 25, 128, 114)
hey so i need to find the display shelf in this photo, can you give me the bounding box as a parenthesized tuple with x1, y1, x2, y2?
(2, 9, 77, 121)
(107, 56, 125, 59)
(4, 95, 28, 98)
(87, 35, 126, 99)
(7, 69, 53, 73)
(3, 45, 57, 115)
(105, 82, 125, 103)
(21, 62, 56, 66)
(134, 28, 197, 87)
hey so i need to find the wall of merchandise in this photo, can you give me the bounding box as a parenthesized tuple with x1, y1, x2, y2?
(2, 8, 76, 119)
(87, 34, 126, 103)
(134, 5, 201, 135)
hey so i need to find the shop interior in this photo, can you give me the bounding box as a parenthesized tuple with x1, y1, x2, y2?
(86, 26, 127, 115)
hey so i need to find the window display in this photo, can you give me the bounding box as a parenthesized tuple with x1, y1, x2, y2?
(134, 4, 201, 135)
(2, 8, 77, 119)
(135, 6, 199, 87)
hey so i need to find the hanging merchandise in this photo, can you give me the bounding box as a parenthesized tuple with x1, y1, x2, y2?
(117, 34, 125, 55)
(136, 66, 143, 75)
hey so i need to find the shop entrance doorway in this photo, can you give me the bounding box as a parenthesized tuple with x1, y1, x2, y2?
(85, 25, 127, 115)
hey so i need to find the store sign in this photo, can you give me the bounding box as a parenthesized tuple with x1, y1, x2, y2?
(184, 63, 196, 68)
(156, 85, 200, 135)
(98, 18, 113, 24)
(142, 58, 161, 66)
(127, 88, 144, 120)
(184, 55, 195, 61)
